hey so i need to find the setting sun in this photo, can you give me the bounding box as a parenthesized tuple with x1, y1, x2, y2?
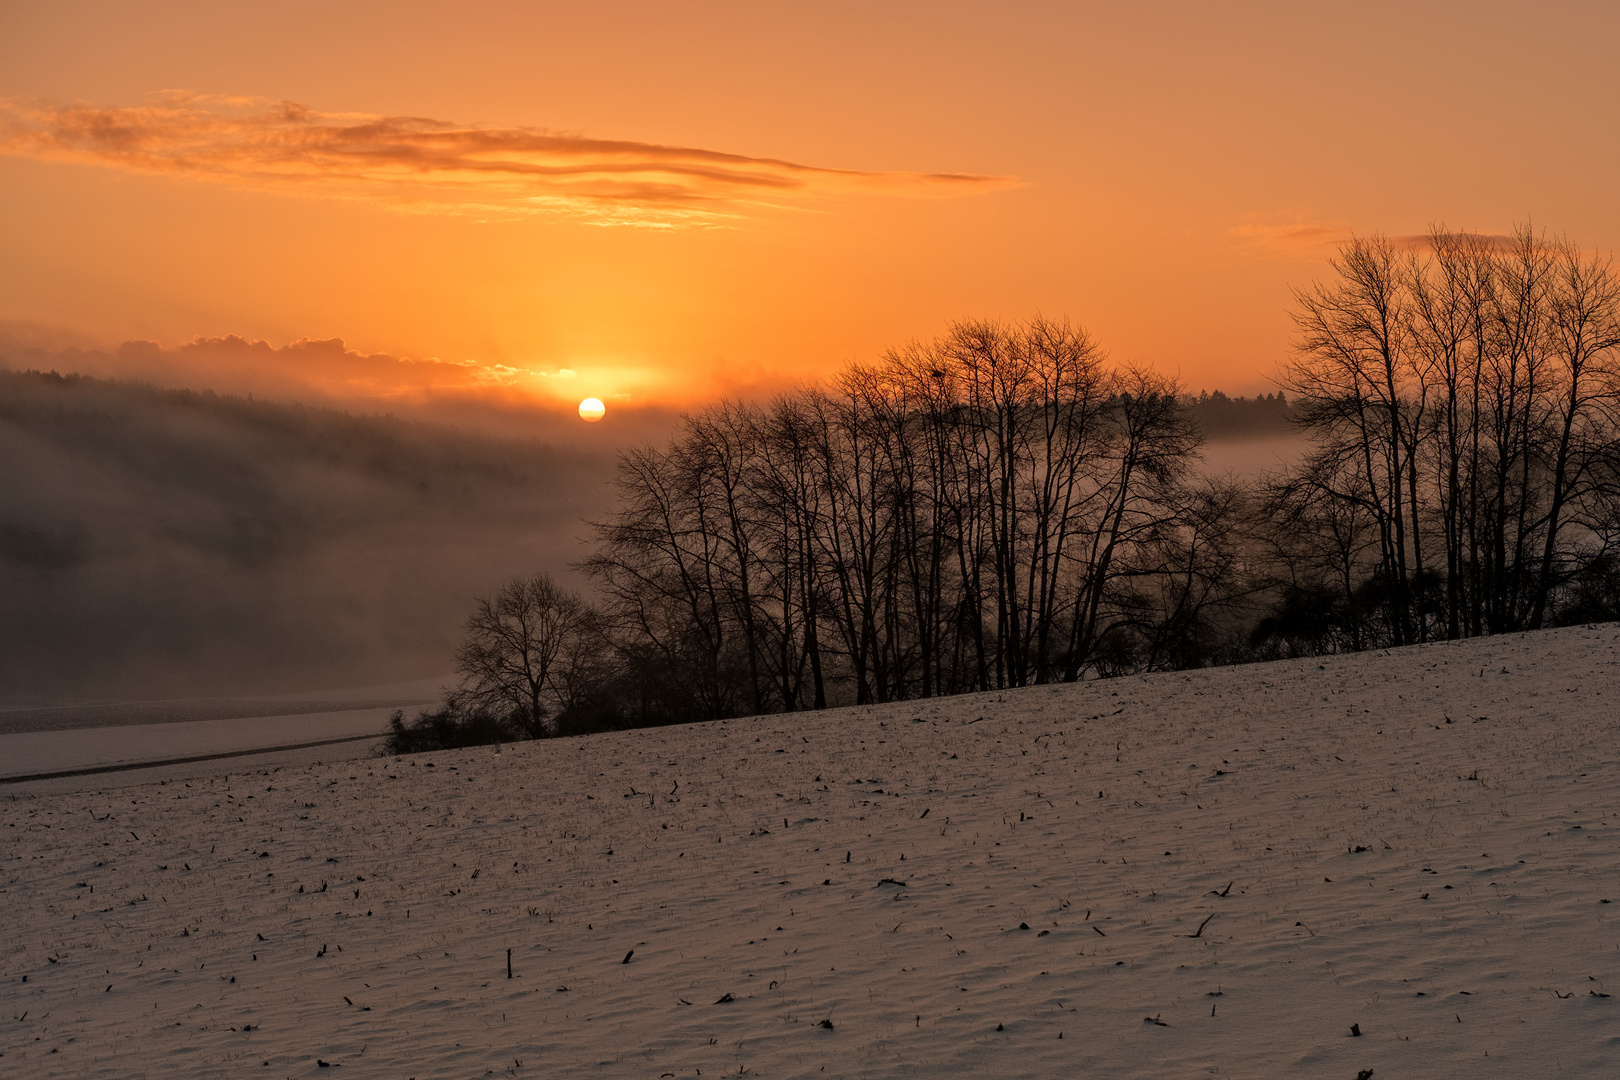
(577, 397, 605, 422)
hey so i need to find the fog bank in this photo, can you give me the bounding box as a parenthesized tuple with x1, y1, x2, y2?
(0, 345, 1304, 704)
(0, 369, 614, 701)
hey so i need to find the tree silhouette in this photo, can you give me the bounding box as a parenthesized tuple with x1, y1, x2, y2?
(453, 573, 592, 738)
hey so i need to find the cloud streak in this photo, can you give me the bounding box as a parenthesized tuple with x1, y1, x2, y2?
(1387, 232, 1518, 253)
(0, 94, 1015, 226)
(1232, 216, 1522, 259)
(1229, 217, 1355, 258)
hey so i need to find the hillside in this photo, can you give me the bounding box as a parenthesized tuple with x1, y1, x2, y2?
(2, 623, 1616, 1078)
(0, 370, 611, 700)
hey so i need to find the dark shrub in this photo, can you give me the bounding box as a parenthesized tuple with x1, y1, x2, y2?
(381, 704, 528, 755)
(1553, 554, 1620, 626)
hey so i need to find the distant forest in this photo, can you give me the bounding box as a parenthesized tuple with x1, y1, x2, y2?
(413, 227, 1620, 743)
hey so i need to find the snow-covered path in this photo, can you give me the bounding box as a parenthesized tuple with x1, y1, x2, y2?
(3, 625, 1618, 1078)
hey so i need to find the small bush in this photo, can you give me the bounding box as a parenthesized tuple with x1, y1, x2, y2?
(552, 697, 632, 737)
(381, 705, 528, 755)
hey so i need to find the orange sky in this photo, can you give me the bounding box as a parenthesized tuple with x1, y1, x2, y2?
(3, 1, 1618, 418)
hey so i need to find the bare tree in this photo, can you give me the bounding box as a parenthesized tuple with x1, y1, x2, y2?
(1529, 239, 1620, 625)
(1274, 223, 1620, 644)
(582, 313, 1225, 712)
(454, 573, 591, 738)
(1283, 235, 1426, 644)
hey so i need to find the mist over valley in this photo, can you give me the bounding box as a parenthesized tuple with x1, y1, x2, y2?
(0, 367, 613, 702)
(0, 360, 1302, 707)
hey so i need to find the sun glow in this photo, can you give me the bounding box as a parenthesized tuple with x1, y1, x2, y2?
(577, 397, 605, 422)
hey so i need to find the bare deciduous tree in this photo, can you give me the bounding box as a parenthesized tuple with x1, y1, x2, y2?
(454, 573, 592, 738)
(581, 315, 1220, 714)
(1275, 224, 1620, 643)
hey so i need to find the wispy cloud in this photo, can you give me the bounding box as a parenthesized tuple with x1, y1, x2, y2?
(1388, 231, 1518, 253)
(1232, 217, 1524, 260)
(1229, 216, 1355, 258)
(0, 93, 1015, 227)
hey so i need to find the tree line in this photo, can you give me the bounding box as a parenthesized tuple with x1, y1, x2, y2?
(388, 225, 1620, 750)
(1265, 225, 1620, 651)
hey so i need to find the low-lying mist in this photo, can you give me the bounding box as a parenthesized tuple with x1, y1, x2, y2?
(0, 333, 1304, 706)
(0, 369, 615, 702)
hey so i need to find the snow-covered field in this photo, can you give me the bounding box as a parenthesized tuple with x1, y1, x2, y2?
(3, 625, 1618, 1078)
(0, 708, 401, 786)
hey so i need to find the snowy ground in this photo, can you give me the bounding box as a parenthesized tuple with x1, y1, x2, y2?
(0, 679, 441, 791)
(2, 624, 1618, 1079)
(0, 708, 401, 786)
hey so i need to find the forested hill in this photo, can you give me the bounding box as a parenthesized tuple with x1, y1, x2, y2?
(1182, 390, 1294, 436)
(0, 370, 611, 701)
